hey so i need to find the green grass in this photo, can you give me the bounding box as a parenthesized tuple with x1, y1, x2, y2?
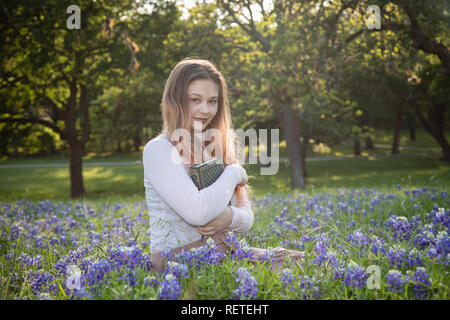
(246, 157, 449, 197)
(275, 128, 450, 158)
(0, 157, 448, 203)
(0, 127, 449, 203)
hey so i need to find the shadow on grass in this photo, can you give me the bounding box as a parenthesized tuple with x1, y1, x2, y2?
(0, 157, 448, 202)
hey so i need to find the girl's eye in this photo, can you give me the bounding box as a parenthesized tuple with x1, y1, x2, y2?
(192, 98, 200, 102)
(209, 100, 217, 104)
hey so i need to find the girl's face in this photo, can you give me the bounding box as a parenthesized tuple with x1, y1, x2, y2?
(187, 79, 219, 132)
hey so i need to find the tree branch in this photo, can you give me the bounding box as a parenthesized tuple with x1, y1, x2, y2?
(0, 115, 68, 140)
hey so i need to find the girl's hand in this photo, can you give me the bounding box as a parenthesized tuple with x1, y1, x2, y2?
(196, 207, 233, 236)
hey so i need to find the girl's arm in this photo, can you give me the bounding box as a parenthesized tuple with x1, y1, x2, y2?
(228, 189, 254, 233)
(143, 138, 242, 226)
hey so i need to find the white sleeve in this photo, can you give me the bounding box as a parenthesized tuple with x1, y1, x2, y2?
(228, 189, 254, 233)
(143, 138, 241, 227)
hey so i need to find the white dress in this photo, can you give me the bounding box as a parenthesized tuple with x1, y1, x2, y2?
(142, 132, 254, 254)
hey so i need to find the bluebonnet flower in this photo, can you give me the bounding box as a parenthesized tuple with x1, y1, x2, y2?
(85, 260, 112, 287)
(408, 267, 432, 299)
(345, 262, 368, 289)
(35, 236, 48, 249)
(298, 274, 322, 299)
(295, 215, 304, 225)
(431, 207, 449, 228)
(385, 215, 411, 240)
(55, 259, 69, 277)
(17, 253, 43, 269)
(301, 235, 312, 242)
(312, 233, 337, 267)
(144, 275, 159, 287)
(346, 219, 356, 228)
(405, 248, 423, 268)
(107, 245, 148, 270)
(334, 261, 368, 289)
(386, 269, 406, 293)
(280, 268, 296, 291)
(141, 240, 150, 249)
(225, 232, 254, 261)
(10, 224, 20, 240)
(121, 270, 137, 287)
(259, 247, 278, 264)
(387, 245, 422, 268)
(164, 261, 189, 280)
(59, 235, 68, 246)
(414, 224, 436, 249)
(30, 271, 55, 296)
(368, 236, 387, 257)
(158, 274, 182, 300)
(425, 230, 449, 264)
(346, 229, 370, 248)
(173, 238, 225, 267)
(232, 267, 258, 300)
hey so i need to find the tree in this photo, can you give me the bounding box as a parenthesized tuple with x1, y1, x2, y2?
(0, 0, 175, 197)
(345, 0, 450, 160)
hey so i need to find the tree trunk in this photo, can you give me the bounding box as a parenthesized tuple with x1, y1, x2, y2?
(418, 114, 450, 161)
(278, 105, 305, 189)
(69, 139, 86, 198)
(133, 135, 142, 152)
(100, 136, 106, 154)
(364, 136, 375, 149)
(354, 137, 361, 156)
(300, 130, 309, 178)
(392, 113, 402, 154)
(116, 140, 122, 153)
(408, 116, 416, 142)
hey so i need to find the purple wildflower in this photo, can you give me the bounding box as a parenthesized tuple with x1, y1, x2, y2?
(347, 229, 370, 248)
(280, 268, 296, 291)
(334, 261, 368, 289)
(408, 267, 432, 299)
(385, 215, 411, 240)
(158, 273, 182, 300)
(386, 269, 406, 293)
(232, 267, 258, 300)
(173, 238, 225, 267)
(298, 274, 322, 299)
(425, 230, 449, 264)
(85, 260, 112, 287)
(164, 261, 189, 280)
(225, 232, 254, 261)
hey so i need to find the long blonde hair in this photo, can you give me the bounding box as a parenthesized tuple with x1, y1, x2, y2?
(159, 57, 251, 206)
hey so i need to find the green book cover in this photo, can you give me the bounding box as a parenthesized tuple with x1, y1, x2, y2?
(189, 157, 225, 190)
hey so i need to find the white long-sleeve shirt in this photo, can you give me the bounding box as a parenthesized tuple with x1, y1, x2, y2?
(143, 132, 254, 254)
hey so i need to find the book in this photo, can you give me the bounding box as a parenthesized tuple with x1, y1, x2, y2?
(189, 157, 225, 190)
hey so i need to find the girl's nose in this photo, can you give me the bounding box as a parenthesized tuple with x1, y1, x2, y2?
(199, 101, 209, 113)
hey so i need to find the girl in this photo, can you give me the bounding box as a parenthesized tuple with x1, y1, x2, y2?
(143, 57, 304, 273)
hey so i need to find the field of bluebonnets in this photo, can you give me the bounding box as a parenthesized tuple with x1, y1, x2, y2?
(1, 184, 449, 300)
